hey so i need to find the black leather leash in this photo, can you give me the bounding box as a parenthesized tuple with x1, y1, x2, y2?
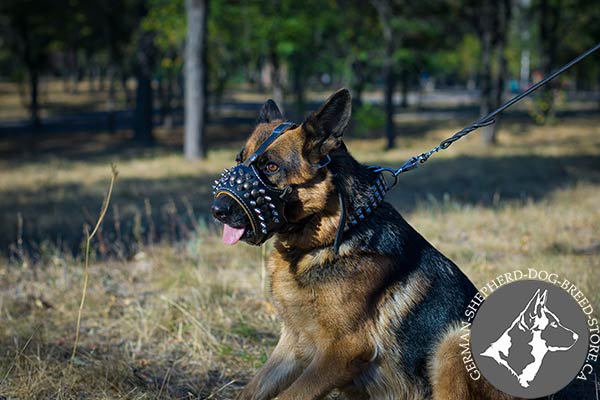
(369, 42, 600, 190)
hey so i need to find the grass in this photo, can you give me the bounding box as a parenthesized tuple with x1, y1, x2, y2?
(0, 79, 135, 121)
(0, 113, 599, 398)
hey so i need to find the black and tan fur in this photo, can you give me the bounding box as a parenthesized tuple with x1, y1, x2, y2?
(211, 89, 511, 399)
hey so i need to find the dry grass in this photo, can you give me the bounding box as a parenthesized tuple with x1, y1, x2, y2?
(1, 115, 599, 398)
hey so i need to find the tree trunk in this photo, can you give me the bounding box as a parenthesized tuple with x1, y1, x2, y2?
(107, 65, 116, 133)
(292, 63, 305, 120)
(479, 0, 496, 145)
(486, 0, 511, 144)
(163, 75, 174, 128)
(184, 0, 208, 161)
(22, 30, 41, 129)
(121, 75, 132, 107)
(351, 61, 366, 108)
(29, 67, 40, 129)
(133, 0, 155, 143)
(270, 49, 284, 112)
(372, 0, 396, 149)
(134, 31, 155, 144)
(157, 77, 165, 125)
(538, 0, 559, 121)
(400, 69, 409, 109)
(383, 63, 396, 150)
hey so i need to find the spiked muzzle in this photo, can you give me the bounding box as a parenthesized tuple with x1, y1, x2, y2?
(212, 122, 296, 245)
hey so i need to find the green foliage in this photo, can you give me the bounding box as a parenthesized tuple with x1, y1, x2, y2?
(143, 0, 186, 52)
(1, 0, 599, 126)
(528, 89, 566, 125)
(353, 103, 386, 137)
(430, 37, 480, 80)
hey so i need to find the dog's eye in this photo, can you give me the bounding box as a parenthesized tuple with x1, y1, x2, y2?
(264, 162, 280, 174)
(551, 322, 558, 328)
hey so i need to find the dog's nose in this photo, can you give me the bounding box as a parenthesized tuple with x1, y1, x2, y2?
(573, 332, 579, 341)
(211, 197, 232, 221)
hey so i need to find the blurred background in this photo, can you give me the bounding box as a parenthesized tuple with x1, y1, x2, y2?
(0, 0, 599, 398)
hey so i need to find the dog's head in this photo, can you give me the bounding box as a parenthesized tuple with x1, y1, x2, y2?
(519, 289, 579, 351)
(211, 88, 352, 245)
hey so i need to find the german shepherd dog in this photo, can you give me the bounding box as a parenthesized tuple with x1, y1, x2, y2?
(211, 89, 509, 399)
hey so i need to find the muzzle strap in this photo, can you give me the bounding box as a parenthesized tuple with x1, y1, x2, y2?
(244, 122, 297, 166)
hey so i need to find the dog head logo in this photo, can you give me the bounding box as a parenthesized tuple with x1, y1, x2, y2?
(480, 288, 579, 388)
(211, 89, 351, 246)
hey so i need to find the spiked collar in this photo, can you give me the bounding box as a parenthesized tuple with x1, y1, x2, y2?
(332, 172, 388, 254)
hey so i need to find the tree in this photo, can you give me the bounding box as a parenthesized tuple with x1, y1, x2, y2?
(240, 0, 341, 119)
(0, 0, 61, 128)
(93, 0, 138, 132)
(371, 0, 396, 149)
(371, 0, 459, 149)
(134, 1, 156, 144)
(463, 0, 512, 145)
(530, 0, 600, 119)
(184, 0, 208, 160)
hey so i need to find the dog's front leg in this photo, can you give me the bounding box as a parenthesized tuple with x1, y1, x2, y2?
(276, 338, 372, 400)
(238, 328, 304, 400)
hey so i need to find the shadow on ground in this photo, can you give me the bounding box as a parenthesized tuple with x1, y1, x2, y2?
(2, 149, 599, 259)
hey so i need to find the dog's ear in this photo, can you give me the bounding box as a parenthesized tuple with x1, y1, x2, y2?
(534, 290, 548, 316)
(302, 88, 352, 162)
(520, 289, 543, 329)
(257, 99, 283, 124)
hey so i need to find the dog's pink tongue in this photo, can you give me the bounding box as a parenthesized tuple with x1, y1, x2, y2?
(222, 224, 245, 245)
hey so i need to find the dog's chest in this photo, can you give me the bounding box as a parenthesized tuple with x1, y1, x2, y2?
(268, 247, 385, 346)
(269, 257, 328, 338)
(268, 248, 361, 339)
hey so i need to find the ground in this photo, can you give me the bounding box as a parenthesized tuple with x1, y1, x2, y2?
(0, 87, 599, 399)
